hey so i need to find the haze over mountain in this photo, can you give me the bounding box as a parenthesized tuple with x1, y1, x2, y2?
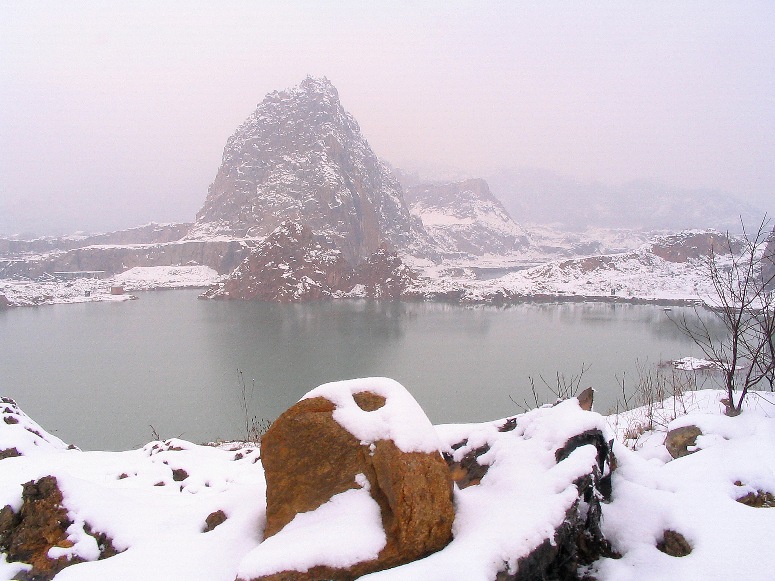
(403, 178, 529, 256)
(2, 3, 773, 238)
(485, 168, 767, 232)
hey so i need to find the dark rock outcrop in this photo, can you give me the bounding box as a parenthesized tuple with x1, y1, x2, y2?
(443, 393, 618, 581)
(192, 76, 432, 263)
(202, 222, 417, 302)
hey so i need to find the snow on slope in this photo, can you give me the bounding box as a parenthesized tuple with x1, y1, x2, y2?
(0, 266, 220, 307)
(2, 384, 775, 580)
(594, 389, 775, 581)
(408, 245, 716, 303)
(404, 179, 529, 257)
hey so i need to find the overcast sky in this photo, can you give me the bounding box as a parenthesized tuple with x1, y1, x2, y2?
(1, 1, 773, 236)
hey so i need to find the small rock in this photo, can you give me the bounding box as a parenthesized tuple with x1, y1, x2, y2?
(657, 529, 692, 557)
(577, 387, 594, 411)
(0, 447, 22, 460)
(171, 468, 189, 482)
(203, 510, 227, 532)
(445, 444, 490, 489)
(737, 490, 775, 508)
(665, 425, 702, 459)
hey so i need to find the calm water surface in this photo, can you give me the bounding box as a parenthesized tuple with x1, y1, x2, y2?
(0, 290, 719, 450)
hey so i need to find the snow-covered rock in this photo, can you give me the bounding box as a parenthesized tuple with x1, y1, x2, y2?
(201, 222, 418, 303)
(243, 378, 454, 580)
(404, 179, 529, 257)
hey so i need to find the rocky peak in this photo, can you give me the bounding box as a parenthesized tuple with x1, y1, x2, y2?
(404, 178, 529, 256)
(190, 77, 430, 264)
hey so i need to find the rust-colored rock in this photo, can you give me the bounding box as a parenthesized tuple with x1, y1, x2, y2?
(253, 386, 454, 580)
(204, 510, 228, 532)
(664, 425, 702, 459)
(0, 476, 120, 579)
(576, 387, 594, 411)
(0, 476, 76, 580)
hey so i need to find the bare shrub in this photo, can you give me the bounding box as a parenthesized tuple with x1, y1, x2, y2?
(237, 369, 270, 443)
(671, 218, 775, 415)
(609, 363, 701, 449)
(510, 364, 591, 412)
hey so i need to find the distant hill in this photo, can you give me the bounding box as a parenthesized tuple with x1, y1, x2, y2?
(403, 178, 529, 256)
(486, 168, 767, 232)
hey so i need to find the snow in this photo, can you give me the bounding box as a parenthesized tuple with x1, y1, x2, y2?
(670, 357, 725, 371)
(237, 484, 385, 579)
(406, 245, 718, 304)
(302, 377, 444, 454)
(111, 266, 221, 291)
(594, 389, 775, 581)
(0, 266, 221, 307)
(3, 380, 775, 580)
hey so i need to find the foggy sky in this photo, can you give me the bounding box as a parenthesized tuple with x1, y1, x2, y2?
(1, 1, 773, 236)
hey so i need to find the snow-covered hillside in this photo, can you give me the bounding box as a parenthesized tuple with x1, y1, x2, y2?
(2, 382, 774, 580)
(404, 179, 529, 256)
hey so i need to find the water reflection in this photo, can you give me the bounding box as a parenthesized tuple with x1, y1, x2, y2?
(0, 292, 721, 450)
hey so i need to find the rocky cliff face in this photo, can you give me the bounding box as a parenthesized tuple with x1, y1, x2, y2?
(0, 223, 191, 258)
(191, 77, 430, 264)
(404, 178, 529, 256)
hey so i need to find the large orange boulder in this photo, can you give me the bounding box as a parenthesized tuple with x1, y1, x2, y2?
(238, 378, 454, 581)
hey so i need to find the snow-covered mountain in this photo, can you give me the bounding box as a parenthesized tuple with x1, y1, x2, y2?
(403, 178, 529, 256)
(190, 76, 430, 264)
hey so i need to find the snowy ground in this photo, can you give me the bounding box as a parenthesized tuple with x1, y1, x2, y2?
(1, 226, 729, 308)
(0, 266, 221, 307)
(407, 248, 715, 304)
(2, 381, 774, 580)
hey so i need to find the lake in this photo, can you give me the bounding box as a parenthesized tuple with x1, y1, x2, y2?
(0, 290, 721, 450)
